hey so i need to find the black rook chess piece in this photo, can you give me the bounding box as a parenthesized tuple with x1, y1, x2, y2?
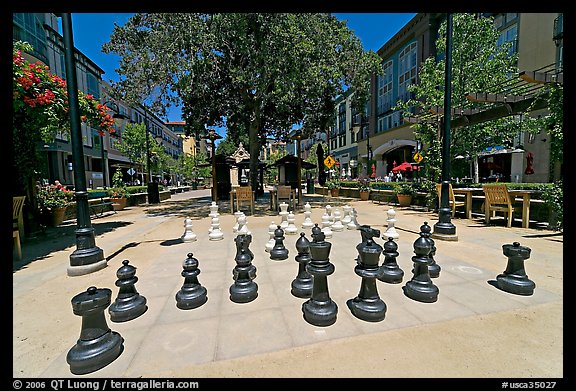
(378, 237, 404, 284)
(291, 232, 313, 298)
(402, 223, 439, 303)
(302, 224, 338, 326)
(67, 286, 124, 375)
(270, 225, 289, 260)
(496, 241, 535, 295)
(109, 260, 148, 322)
(176, 253, 208, 309)
(420, 222, 441, 278)
(230, 234, 258, 303)
(347, 239, 387, 322)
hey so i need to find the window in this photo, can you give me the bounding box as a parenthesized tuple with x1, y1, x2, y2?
(338, 102, 346, 134)
(497, 24, 518, 56)
(377, 60, 393, 116)
(86, 73, 100, 99)
(398, 42, 417, 103)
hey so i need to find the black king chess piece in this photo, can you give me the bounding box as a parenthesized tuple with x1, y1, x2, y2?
(67, 286, 124, 375)
(378, 237, 404, 284)
(496, 241, 535, 295)
(402, 222, 439, 303)
(302, 224, 338, 326)
(176, 253, 208, 309)
(230, 234, 258, 303)
(291, 232, 313, 298)
(347, 238, 387, 322)
(270, 225, 289, 260)
(109, 260, 148, 322)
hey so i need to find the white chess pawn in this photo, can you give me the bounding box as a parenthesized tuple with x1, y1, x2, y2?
(331, 209, 345, 232)
(285, 211, 298, 235)
(237, 214, 251, 235)
(302, 202, 314, 229)
(279, 202, 289, 228)
(383, 207, 399, 239)
(208, 216, 224, 240)
(232, 211, 244, 233)
(181, 217, 197, 242)
(341, 204, 352, 225)
(265, 221, 277, 252)
(209, 201, 219, 218)
(347, 207, 360, 230)
(321, 214, 333, 238)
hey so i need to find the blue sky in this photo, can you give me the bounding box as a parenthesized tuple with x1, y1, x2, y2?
(70, 13, 416, 123)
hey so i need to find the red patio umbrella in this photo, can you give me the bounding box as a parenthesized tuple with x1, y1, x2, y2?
(391, 162, 413, 172)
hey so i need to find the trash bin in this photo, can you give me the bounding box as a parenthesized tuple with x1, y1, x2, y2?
(307, 178, 314, 194)
(147, 182, 160, 204)
(191, 182, 198, 190)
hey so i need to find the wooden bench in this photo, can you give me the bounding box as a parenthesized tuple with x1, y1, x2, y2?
(88, 191, 115, 218)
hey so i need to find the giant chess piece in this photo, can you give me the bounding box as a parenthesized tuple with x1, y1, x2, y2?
(302, 202, 314, 229)
(265, 220, 277, 253)
(383, 207, 399, 240)
(208, 216, 224, 240)
(176, 253, 208, 309)
(321, 214, 333, 239)
(356, 225, 380, 263)
(496, 241, 535, 295)
(347, 238, 387, 322)
(67, 286, 124, 375)
(285, 211, 298, 235)
(181, 217, 197, 242)
(291, 232, 313, 298)
(325, 204, 334, 225)
(378, 237, 404, 284)
(402, 223, 439, 303)
(237, 213, 251, 235)
(420, 222, 440, 278)
(109, 260, 148, 322)
(230, 234, 258, 303)
(232, 211, 244, 233)
(347, 207, 360, 230)
(270, 225, 289, 260)
(209, 201, 219, 218)
(331, 209, 345, 232)
(302, 224, 338, 327)
(279, 202, 289, 228)
(341, 204, 352, 225)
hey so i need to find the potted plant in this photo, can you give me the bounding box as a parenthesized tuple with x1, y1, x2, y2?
(108, 168, 130, 211)
(37, 185, 74, 226)
(395, 182, 416, 207)
(326, 178, 341, 197)
(357, 176, 371, 201)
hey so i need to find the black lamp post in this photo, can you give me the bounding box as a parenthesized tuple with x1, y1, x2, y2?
(433, 13, 458, 241)
(291, 130, 303, 207)
(101, 101, 128, 188)
(59, 13, 106, 276)
(142, 106, 160, 204)
(202, 129, 223, 201)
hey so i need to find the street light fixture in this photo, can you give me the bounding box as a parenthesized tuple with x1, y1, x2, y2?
(201, 129, 223, 201)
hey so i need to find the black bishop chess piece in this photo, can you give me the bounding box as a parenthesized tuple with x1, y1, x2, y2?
(402, 222, 439, 303)
(420, 222, 441, 278)
(67, 286, 124, 375)
(302, 224, 338, 326)
(378, 236, 404, 284)
(109, 260, 148, 322)
(347, 238, 387, 322)
(176, 253, 208, 309)
(230, 233, 258, 303)
(291, 232, 313, 298)
(270, 225, 289, 260)
(496, 241, 535, 295)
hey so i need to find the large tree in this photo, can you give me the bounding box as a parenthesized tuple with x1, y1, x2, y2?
(103, 13, 381, 191)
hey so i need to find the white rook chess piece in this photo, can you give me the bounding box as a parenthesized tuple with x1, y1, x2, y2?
(237, 214, 251, 235)
(265, 221, 277, 252)
(302, 202, 314, 229)
(181, 217, 197, 242)
(209, 201, 219, 218)
(383, 207, 399, 239)
(279, 202, 289, 229)
(321, 214, 333, 238)
(208, 216, 224, 241)
(347, 207, 360, 230)
(331, 209, 345, 232)
(341, 204, 352, 225)
(285, 211, 298, 235)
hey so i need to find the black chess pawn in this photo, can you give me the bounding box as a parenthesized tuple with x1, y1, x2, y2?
(270, 225, 289, 261)
(109, 260, 148, 322)
(356, 225, 381, 263)
(496, 242, 535, 295)
(176, 253, 208, 310)
(378, 237, 404, 284)
(67, 286, 124, 375)
(302, 224, 338, 326)
(291, 232, 313, 298)
(230, 234, 258, 303)
(402, 223, 439, 303)
(347, 239, 387, 322)
(420, 222, 441, 278)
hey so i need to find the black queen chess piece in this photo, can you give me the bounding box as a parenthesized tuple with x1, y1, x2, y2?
(270, 225, 289, 261)
(291, 232, 313, 298)
(302, 224, 338, 326)
(402, 223, 439, 303)
(496, 241, 535, 296)
(176, 253, 208, 309)
(109, 260, 148, 322)
(378, 236, 404, 284)
(67, 286, 124, 375)
(230, 234, 258, 303)
(347, 238, 387, 322)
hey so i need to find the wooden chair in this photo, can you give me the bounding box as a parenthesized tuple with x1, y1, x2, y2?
(276, 185, 294, 212)
(233, 186, 255, 215)
(13, 196, 26, 262)
(436, 183, 466, 218)
(482, 184, 519, 227)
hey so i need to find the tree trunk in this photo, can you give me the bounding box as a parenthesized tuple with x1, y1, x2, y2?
(248, 121, 260, 195)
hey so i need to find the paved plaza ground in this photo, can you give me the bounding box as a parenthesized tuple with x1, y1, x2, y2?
(13, 188, 564, 380)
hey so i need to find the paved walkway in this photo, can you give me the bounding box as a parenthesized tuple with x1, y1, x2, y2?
(13, 189, 563, 379)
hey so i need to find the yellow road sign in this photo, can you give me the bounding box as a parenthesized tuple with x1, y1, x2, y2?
(413, 152, 423, 163)
(324, 155, 335, 169)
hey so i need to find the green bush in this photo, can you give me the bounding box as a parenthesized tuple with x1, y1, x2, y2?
(539, 179, 563, 231)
